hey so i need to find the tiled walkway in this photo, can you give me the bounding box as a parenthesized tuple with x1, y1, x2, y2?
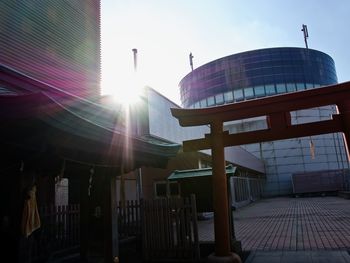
(198, 197, 350, 251)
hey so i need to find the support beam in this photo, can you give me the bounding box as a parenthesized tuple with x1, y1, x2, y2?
(210, 121, 231, 256)
(183, 117, 343, 152)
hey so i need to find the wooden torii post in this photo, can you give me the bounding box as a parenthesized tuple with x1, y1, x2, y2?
(171, 81, 350, 262)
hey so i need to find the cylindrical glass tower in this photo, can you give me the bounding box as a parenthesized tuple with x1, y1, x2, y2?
(179, 47, 348, 196)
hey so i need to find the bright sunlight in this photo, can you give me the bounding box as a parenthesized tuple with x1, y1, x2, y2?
(101, 70, 144, 108)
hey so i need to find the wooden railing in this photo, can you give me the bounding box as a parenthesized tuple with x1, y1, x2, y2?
(142, 195, 200, 262)
(31, 198, 200, 262)
(32, 204, 80, 260)
(117, 200, 142, 240)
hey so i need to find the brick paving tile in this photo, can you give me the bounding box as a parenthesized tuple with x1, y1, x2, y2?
(198, 197, 350, 251)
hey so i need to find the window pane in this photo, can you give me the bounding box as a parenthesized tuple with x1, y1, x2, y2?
(207, 96, 215, 106)
(305, 83, 314, 89)
(254, 85, 265, 97)
(233, 89, 243, 101)
(296, 83, 305, 91)
(224, 91, 233, 102)
(155, 183, 167, 197)
(286, 83, 296, 92)
(265, 84, 276, 95)
(215, 93, 224, 104)
(199, 99, 207, 107)
(276, 83, 286, 94)
(244, 87, 254, 99)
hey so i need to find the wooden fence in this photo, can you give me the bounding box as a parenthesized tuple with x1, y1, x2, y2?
(30, 198, 199, 262)
(142, 195, 200, 262)
(32, 204, 80, 260)
(117, 200, 142, 241)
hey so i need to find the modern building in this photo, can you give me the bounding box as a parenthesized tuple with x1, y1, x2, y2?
(113, 87, 265, 205)
(180, 47, 349, 196)
(0, 0, 100, 99)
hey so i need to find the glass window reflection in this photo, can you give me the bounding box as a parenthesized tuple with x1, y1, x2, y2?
(244, 87, 254, 99)
(254, 85, 265, 97)
(234, 89, 243, 101)
(224, 91, 233, 102)
(265, 84, 276, 95)
(286, 83, 296, 92)
(276, 83, 286, 94)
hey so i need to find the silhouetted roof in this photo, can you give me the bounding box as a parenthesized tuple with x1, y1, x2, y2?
(0, 65, 180, 169)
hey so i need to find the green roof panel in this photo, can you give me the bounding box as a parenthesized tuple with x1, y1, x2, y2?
(168, 165, 236, 180)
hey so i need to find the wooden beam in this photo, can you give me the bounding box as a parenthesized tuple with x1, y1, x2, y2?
(183, 116, 343, 152)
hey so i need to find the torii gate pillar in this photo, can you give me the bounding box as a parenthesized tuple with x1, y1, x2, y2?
(208, 121, 241, 263)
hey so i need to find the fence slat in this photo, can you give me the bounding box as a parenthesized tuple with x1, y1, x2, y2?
(141, 196, 199, 262)
(32, 204, 80, 261)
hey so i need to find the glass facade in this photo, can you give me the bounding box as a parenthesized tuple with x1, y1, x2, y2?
(180, 47, 338, 108)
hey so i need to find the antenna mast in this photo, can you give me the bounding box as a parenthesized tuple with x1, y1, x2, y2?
(301, 24, 309, 49)
(189, 52, 194, 71)
(132, 48, 138, 72)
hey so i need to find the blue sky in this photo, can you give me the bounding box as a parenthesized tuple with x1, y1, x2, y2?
(101, 0, 350, 105)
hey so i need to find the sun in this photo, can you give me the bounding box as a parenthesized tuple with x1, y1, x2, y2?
(102, 72, 143, 108)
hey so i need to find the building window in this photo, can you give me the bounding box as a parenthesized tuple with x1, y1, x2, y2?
(207, 96, 215, 106)
(155, 181, 167, 197)
(244, 87, 254, 99)
(233, 89, 243, 101)
(215, 93, 224, 104)
(286, 83, 296, 92)
(254, 85, 265, 97)
(200, 98, 208, 107)
(276, 83, 286, 94)
(224, 91, 233, 103)
(305, 83, 314, 89)
(296, 83, 305, 91)
(154, 181, 180, 198)
(265, 84, 276, 95)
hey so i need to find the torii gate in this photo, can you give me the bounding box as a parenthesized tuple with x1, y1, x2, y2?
(171, 81, 350, 262)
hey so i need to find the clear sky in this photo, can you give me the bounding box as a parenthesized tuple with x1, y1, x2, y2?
(101, 0, 350, 106)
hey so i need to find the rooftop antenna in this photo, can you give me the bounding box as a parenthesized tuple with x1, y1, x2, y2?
(301, 24, 309, 49)
(189, 52, 194, 71)
(132, 48, 138, 72)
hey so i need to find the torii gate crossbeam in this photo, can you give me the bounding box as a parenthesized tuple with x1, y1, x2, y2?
(171, 81, 350, 262)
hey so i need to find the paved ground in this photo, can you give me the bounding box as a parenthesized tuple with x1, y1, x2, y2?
(245, 250, 350, 263)
(198, 196, 350, 262)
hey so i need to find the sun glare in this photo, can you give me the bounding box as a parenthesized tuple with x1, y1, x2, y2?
(102, 72, 143, 108)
